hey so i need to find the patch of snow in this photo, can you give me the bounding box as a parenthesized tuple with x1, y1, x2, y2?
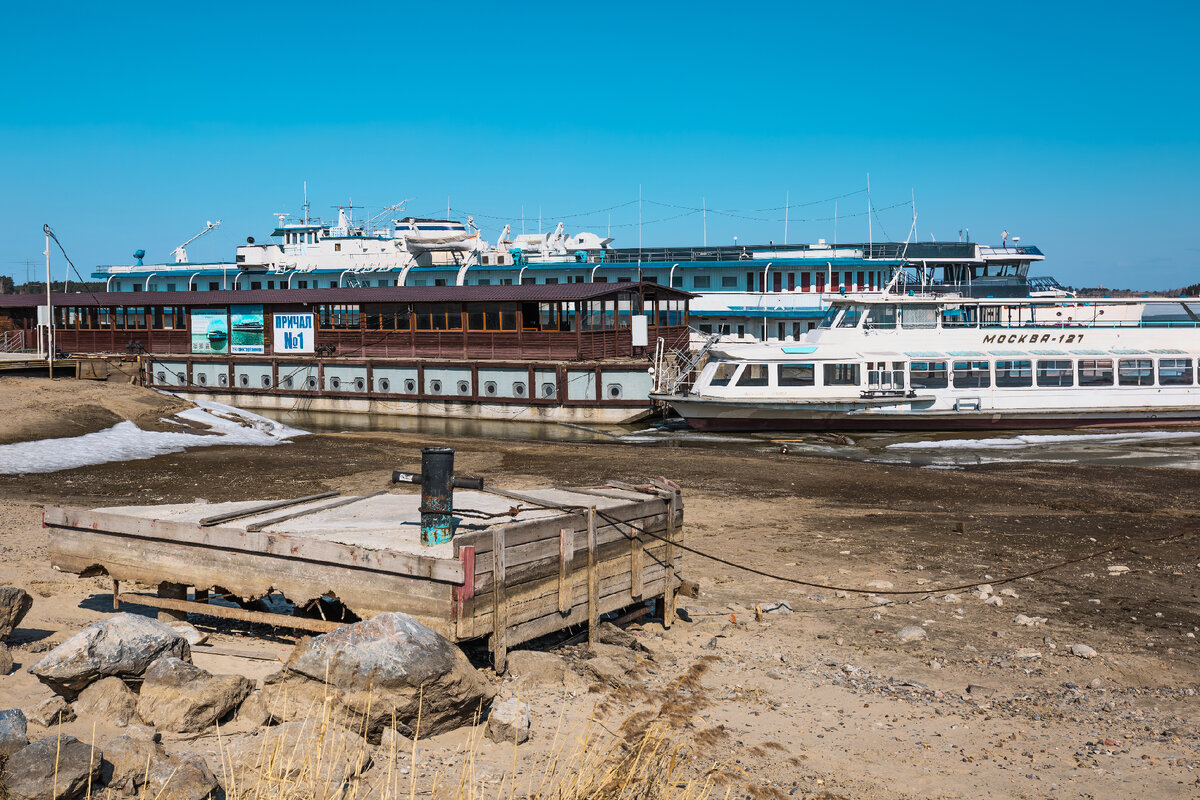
(0, 401, 306, 474)
(888, 431, 1200, 452)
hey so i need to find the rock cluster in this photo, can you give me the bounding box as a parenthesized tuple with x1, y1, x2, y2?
(0, 610, 500, 800)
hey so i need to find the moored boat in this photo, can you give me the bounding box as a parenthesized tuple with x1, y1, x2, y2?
(651, 295, 1200, 431)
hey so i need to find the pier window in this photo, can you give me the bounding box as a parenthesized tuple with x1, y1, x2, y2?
(1118, 358, 1154, 386)
(952, 361, 990, 388)
(1077, 359, 1114, 386)
(1157, 359, 1193, 386)
(736, 363, 770, 387)
(320, 304, 361, 329)
(823, 363, 861, 386)
(910, 361, 948, 389)
(995, 360, 1033, 387)
(778, 363, 816, 387)
(1036, 360, 1074, 387)
(362, 303, 410, 330)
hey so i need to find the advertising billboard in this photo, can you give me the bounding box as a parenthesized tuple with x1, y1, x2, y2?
(230, 305, 265, 354)
(190, 309, 228, 354)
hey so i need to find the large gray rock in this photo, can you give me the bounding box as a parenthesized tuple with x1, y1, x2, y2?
(143, 755, 219, 800)
(273, 612, 495, 739)
(0, 708, 28, 756)
(2, 735, 103, 800)
(0, 586, 32, 640)
(98, 734, 168, 794)
(136, 657, 251, 734)
(223, 718, 373, 788)
(73, 676, 139, 728)
(28, 614, 190, 699)
(486, 697, 531, 744)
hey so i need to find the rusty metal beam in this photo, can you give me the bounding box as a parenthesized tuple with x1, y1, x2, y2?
(197, 492, 340, 527)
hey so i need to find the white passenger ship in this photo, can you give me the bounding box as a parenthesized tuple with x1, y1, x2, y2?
(652, 295, 1200, 431)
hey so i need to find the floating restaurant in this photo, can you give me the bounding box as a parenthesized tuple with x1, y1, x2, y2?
(0, 282, 691, 424)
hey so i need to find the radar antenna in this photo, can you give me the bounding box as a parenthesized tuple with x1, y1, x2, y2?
(173, 220, 221, 263)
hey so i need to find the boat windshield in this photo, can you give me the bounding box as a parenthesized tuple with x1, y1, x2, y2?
(817, 305, 842, 329)
(836, 305, 867, 328)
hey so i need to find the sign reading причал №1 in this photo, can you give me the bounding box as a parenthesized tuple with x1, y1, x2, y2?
(272, 313, 315, 354)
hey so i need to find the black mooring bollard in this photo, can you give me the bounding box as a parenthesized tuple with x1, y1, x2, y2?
(392, 446, 483, 547)
(418, 446, 455, 546)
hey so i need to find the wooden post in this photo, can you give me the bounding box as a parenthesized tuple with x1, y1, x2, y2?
(112, 579, 119, 611)
(558, 527, 573, 614)
(630, 529, 644, 599)
(156, 581, 188, 623)
(491, 528, 508, 674)
(587, 507, 598, 646)
(662, 498, 677, 629)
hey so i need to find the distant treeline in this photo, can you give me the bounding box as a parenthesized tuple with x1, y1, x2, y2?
(1, 278, 106, 295)
(1071, 284, 1200, 297)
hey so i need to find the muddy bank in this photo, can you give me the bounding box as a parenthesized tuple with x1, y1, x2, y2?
(0, 376, 192, 445)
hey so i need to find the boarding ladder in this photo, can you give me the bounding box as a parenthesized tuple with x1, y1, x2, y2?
(654, 333, 721, 395)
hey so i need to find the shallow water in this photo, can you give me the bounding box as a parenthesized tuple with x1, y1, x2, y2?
(260, 408, 1200, 470)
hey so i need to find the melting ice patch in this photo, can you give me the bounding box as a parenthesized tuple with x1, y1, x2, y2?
(0, 401, 306, 474)
(887, 431, 1200, 451)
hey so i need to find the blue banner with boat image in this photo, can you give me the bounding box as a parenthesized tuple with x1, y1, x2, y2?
(190, 308, 228, 354)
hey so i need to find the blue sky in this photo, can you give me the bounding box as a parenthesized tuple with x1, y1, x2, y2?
(2, 1, 1197, 288)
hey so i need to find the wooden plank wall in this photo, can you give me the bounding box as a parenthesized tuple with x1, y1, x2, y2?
(451, 492, 683, 668)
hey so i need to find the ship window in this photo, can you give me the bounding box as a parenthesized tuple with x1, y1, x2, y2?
(865, 304, 898, 329)
(721, 275, 738, 288)
(1077, 359, 1113, 386)
(995, 360, 1033, 387)
(693, 275, 711, 289)
(1036, 360, 1074, 387)
(910, 361, 948, 389)
(952, 360, 990, 388)
(823, 363, 861, 386)
(836, 305, 866, 328)
(736, 363, 770, 387)
(1118, 359, 1154, 386)
(817, 306, 842, 329)
(698, 324, 713, 334)
(1158, 358, 1193, 385)
(900, 305, 939, 329)
(708, 363, 739, 387)
(779, 363, 815, 387)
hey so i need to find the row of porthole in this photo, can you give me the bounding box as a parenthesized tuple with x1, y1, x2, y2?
(156, 370, 606, 398)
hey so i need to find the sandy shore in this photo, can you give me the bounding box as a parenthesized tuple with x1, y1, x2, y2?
(0, 378, 1197, 798)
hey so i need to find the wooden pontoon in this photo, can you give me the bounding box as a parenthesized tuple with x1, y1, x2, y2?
(44, 481, 683, 671)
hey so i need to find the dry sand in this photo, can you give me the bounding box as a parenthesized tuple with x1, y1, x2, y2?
(0, 376, 1197, 798)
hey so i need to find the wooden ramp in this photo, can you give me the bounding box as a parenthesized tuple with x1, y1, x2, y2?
(44, 481, 683, 671)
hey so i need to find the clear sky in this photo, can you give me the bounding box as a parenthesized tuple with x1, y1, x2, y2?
(2, 1, 1197, 289)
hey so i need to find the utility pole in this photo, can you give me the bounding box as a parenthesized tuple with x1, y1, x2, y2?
(43, 225, 53, 378)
